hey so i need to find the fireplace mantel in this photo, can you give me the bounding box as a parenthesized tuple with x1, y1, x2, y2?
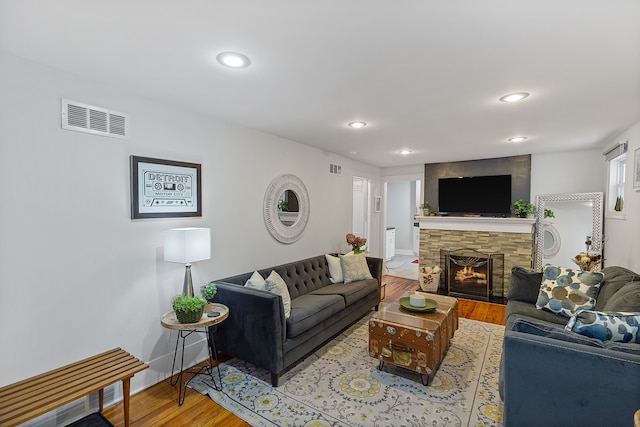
(416, 216, 535, 234)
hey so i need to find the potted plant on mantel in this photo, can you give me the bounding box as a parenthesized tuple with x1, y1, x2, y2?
(420, 202, 431, 216)
(172, 294, 207, 324)
(513, 199, 535, 218)
(513, 200, 555, 219)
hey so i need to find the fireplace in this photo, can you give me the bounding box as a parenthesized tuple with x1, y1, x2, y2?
(440, 248, 504, 301)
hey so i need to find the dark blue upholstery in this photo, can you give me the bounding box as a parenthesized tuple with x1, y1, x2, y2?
(210, 254, 383, 386)
(500, 266, 640, 426)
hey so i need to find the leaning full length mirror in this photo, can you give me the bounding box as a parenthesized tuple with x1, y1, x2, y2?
(534, 192, 603, 271)
(264, 174, 310, 243)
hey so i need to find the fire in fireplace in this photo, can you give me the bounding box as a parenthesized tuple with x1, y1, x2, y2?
(441, 248, 504, 301)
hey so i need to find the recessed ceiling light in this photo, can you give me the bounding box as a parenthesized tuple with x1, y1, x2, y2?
(508, 136, 527, 143)
(349, 151, 357, 156)
(216, 52, 251, 68)
(398, 149, 413, 155)
(348, 121, 367, 129)
(499, 92, 529, 103)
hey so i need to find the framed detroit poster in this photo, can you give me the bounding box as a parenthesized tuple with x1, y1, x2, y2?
(130, 155, 202, 219)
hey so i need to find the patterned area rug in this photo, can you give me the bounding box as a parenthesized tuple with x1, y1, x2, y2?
(191, 316, 504, 427)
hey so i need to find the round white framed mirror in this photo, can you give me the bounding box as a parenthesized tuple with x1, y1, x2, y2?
(264, 174, 310, 243)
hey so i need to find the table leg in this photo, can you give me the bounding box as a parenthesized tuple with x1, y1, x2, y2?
(169, 328, 222, 406)
(122, 378, 131, 427)
(206, 325, 223, 391)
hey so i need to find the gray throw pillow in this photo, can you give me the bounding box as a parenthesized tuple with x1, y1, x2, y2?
(507, 266, 543, 304)
(602, 281, 640, 312)
(264, 270, 292, 318)
(596, 266, 640, 308)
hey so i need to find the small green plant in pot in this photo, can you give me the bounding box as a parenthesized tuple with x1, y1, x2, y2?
(420, 202, 430, 216)
(172, 295, 207, 323)
(200, 281, 217, 302)
(513, 199, 535, 218)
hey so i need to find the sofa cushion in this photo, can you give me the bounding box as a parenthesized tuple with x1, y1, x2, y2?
(511, 318, 605, 349)
(602, 281, 640, 312)
(536, 265, 603, 318)
(310, 279, 379, 306)
(265, 270, 292, 318)
(566, 310, 640, 343)
(508, 266, 543, 304)
(595, 266, 640, 310)
(603, 340, 640, 355)
(506, 300, 573, 330)
(245, 271, 266, 290)
(340, 253, 373, 284)
(287, 294, 345, 338)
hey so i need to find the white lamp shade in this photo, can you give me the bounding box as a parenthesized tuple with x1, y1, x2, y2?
(164, 227, 211, 263)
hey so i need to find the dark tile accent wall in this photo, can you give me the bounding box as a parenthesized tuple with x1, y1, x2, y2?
(423, 154, 531, 215)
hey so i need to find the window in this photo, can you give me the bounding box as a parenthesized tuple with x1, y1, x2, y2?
(604, 142, 628, 219)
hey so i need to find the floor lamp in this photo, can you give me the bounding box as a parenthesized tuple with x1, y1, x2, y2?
(164, 227, 211, 297)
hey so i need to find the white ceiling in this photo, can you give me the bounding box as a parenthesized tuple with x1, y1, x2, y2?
(1, 0, 639, 167)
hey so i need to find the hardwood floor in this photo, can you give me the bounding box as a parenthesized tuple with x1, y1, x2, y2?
(103, 275, 505, 426)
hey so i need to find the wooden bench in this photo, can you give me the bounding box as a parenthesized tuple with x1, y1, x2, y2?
(0, 348, 148, 427)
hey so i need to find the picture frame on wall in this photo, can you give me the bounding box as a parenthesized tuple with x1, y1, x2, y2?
(634, 147, 640, 190)
(130, 155, 202, 219)
(374, 196, 381, 213)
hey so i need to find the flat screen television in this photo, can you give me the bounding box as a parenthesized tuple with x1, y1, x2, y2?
(438, 175, 512, 216)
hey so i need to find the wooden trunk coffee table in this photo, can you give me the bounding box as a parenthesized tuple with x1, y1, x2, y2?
(369, 293, 458, 384)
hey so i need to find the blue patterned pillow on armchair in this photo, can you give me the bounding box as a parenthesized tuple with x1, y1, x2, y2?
(566, 310, 640, 343)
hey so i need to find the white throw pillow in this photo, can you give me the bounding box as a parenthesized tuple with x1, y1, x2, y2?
(340, 253, 373, 284)
(325, 254, 344, 283)
(244, 271, 266, 290)
(264, 270, 292, 318)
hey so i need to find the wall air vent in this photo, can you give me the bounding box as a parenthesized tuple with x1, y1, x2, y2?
(329, 163, 342, 176)
(61, 99, 129, 139)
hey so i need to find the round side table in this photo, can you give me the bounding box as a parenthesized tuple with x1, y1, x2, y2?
(161, 303, 229, 405)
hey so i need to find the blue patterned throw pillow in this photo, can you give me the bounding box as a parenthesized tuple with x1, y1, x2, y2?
(535, 265, 603, 318)
(566, 310, 640, 343)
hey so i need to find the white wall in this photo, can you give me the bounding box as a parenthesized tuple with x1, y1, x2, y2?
(602, 120, 640, 271)
(531, 149, 604, 198)
(0, 52, 381, 391)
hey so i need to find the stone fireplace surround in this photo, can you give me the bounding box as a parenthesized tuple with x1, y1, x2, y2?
(417, 216, 535, 301)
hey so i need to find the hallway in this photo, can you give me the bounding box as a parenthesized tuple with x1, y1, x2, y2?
(384, 254, 418, 280)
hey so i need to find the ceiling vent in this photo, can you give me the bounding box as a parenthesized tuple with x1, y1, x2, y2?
(329, 163, 342, 176)
(61, 98, 129, 139)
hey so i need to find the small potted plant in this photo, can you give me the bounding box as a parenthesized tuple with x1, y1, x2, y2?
(277, 199, 288, 211)
(200, 281, 217, 302)
(513, 199, 535, 218)
(420, 202, 430, 216)
(172, 295, 207, 323)
(544, 209, 555, 218)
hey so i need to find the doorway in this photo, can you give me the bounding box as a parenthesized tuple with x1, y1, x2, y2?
(383, 175, 422, 280)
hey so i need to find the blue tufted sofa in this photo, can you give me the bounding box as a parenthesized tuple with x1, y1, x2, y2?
(210, 254, 383, 386)
(499, 265, 640, 427)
